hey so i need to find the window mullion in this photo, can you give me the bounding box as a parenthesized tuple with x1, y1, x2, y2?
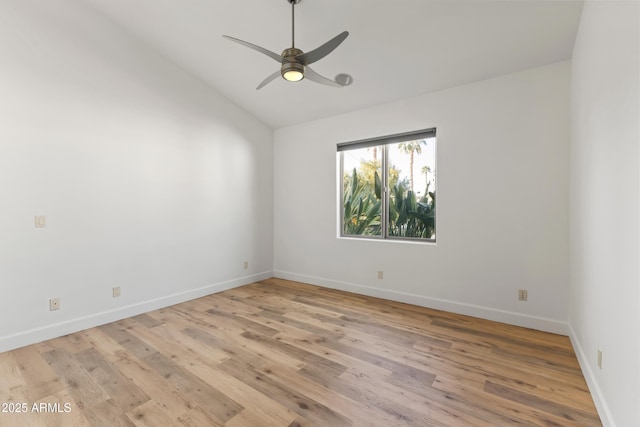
(381, 144, 389, 239)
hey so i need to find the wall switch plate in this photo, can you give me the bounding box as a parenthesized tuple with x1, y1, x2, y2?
(377, 271, 384, 280)
(49, 298, 60, 311)
(518, 289, 528, 301)
(243, 261, 249, 270)
(112, 287, 121, 298)
(597, 349, 602, 369)
(35, 215, 46, 228)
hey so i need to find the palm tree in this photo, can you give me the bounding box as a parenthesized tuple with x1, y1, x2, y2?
(368, 146, 379, 162)
(421, 165, 432, 199)
(397, 140, 426, 191)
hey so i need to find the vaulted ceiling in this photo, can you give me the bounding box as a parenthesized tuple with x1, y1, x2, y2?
(83, 0, 583, 129)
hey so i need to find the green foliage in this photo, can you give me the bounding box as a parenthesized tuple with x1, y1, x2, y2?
(343, 168, 381, 236)
(397, 140, 425, 156)
(355, 160, 400, 191)
(343, 158, 435, 239)
(343, 161, 383, 205)
(388, 184, 435, 239)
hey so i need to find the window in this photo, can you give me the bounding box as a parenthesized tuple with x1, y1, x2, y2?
(338, 129, 436, 242)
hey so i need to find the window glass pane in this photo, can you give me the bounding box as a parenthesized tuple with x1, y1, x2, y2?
(342, 146, 382, 236)
(387, 137, 436, 239)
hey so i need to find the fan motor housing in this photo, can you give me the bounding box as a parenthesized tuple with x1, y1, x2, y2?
(281, 47, 303, 61)
(281, 48, 305, 81)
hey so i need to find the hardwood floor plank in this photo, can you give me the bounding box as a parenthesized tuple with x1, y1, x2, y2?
(271, 332, 394, 379)
(42, 348, 110, 408)
(410, 379, 531, 427)
(240, 330, 348, 379)
(74, 347, 150, 412)
(99, 320, 159, 360)
(81, 329, 129, 363)
(76, 398, 133, 427)
(321, 365, 463, 427)
(1, 279, 601, 426)
(26, 389, 91, 427)
(321, 335, 437, 385)
(125, 321, 229, 368)
(131, 313, 165, 329)
(125, 399, 179, 427)
(286, 416, 314, 427)
(484, 380, 601, 426)
(217, 357, 353, 427)
(180, 359, 298, 426)
(176, 406, 225, 427)
(141, 352, 243, 423)
(9, 346, 64, 402)
(112, 351, 198, 418)
(205, 308, 282, 337)
(0, 351, 27, 401)
(257, 308, 346, 340)
(432, 374, 547, 426)
(47, 333, 93, 355)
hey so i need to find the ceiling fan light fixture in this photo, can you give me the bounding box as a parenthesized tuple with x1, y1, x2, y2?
(281, 61, 305, 82)
(223, 0, 350, 89)
(283, 69, 304, 82)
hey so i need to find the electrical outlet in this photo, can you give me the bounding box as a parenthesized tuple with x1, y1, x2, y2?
(597, 349, 602, 369)
(112, 287, 121, 298)
(49, 298, 60, 311)
(518, 289, 528, 301)
(35, 215, 46, 228)
(243, 261, 249, 270)
(377, 271, 384, 280)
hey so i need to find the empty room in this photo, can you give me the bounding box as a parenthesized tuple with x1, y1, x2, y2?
(0, 0, 638, 426)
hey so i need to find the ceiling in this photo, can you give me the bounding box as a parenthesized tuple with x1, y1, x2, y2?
(82, 0, 583, 129)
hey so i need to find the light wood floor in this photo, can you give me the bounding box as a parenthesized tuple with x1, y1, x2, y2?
(1, 278, 601, 426)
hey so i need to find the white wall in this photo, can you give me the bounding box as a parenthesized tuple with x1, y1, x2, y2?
(569, 1, 640, 426)
(0, 0, 273, 352)
(274, 62, 570, 333)
(1, 1, 635, 423)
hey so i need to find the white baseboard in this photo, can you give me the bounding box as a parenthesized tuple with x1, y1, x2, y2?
(568, 324, 615, 427)
(273, 270, 569, 335)
(0, 271, 273, 354)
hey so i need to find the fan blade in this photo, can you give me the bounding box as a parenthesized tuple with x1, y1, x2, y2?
(222, 35, 283, 63)
(256, 70, 281, 90)
(304, 66, 343, 88)
(296, 31, 349, 65)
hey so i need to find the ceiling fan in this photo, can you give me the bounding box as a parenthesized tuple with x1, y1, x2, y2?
(223, 0, 351, 90)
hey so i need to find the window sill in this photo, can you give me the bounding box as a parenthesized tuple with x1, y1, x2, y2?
(337, 236, 437, 246)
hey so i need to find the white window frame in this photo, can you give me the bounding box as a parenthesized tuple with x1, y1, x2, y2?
(338, 128, 437, 243)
